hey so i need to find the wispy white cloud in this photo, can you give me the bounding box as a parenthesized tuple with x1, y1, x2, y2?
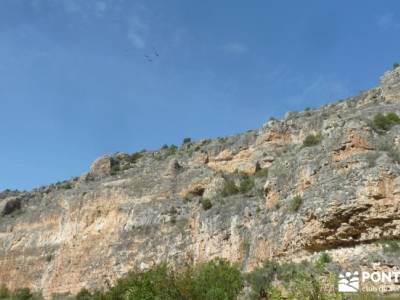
(127, 16, 148, 49)
(221, 42, 247, 54)
(30, 0, 114, 18)
(377, 13, 400, 30)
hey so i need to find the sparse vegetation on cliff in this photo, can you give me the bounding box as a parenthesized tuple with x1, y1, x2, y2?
(373, 112, 400, 131)
(302, 133, 322, 147)
(288, 195, 302, 213)
(221, 180, 239, 197)
(255, 168, 268, 178)
(238, 176, 255, 193)
(127, 152, 142, 164)
(201, 198, 212, 210)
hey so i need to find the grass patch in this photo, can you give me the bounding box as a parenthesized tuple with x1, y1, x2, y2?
(288, 195, 302, 213)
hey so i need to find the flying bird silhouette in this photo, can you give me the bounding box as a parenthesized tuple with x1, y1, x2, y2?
(143, 47, 160, 62)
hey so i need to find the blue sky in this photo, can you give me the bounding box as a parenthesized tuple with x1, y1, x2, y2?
(1, 0, 400, 190)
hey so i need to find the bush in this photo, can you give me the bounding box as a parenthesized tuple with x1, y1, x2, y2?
(378, 239, 400, 254)
(245, 261, 278, 298)
(302, 134, 322, 147)
(127, 152, 142, 164)
(314, 252, 331, 270)
(288, 196, 302, 213)
(221, 180, 239, 197)
(365, 151, 379, 168)
(190, 259, 243, 300)
(123, 264, 183, 300)
(0, 284, 9, 299)
(393, 63, 400, 69)
(183, 138, 192, 144)
(60, 182, 72, 189)
(239, 176, 255, 193)
(166, 145, 178, 156)
(246, 260, 342, 300)
(76, 259, 243, 300)
(76, 288, 92, 300)
(110, 164, 120, 176)
(12, 288, 33, 300)
(377, 140, 400, 163)
(373, 112, 400, 131)
(201, 198, 212, 210)
(255, 168, 268, 178)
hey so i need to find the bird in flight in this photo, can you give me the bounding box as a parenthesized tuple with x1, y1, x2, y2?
(143, 47, 160, 62)
(144, 55, 153, 62)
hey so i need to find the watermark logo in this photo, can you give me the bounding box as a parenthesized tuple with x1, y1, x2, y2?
(338, 272, 359, 292)
(338, 270, 400, 293)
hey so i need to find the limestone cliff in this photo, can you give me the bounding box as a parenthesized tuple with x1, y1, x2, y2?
(2, 67, 400, 298)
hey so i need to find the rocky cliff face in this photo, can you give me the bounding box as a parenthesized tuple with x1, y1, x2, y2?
(2, 68, 400, 298)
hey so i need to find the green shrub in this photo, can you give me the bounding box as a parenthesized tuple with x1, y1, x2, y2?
(365, 151, 379, 168)
(377, 140, 400, 163)
(110, 164, 120, 176)
(61, 183, 72, 190)
(246, 260, 342, 300)
(302, 134, 322, 147)
(166, 145, 178, 156)
(183, 137, 192, 144)
(221, 180, 239, 197)
(255, 168, 268, 178)
(123, 264, 183, 300)
(239, 176, 255, 193)
(79, 259, 243, 300)
(386, 112, 400, 123)
(127, 152, 142, 164)
(393, 63, 400, 69)
(12, 288, 33, 300)
(76, 288, 92, 300)
(245, 260, 278, 299)
(0, 284, 9, 299)
(378, 239, 400, 254)
(190, 259, 243, 300)
(373, 112, 400, 131)
(201, 198, 212, 210)
(314, 252, 331, 270)
(288, 196, 302, 213)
